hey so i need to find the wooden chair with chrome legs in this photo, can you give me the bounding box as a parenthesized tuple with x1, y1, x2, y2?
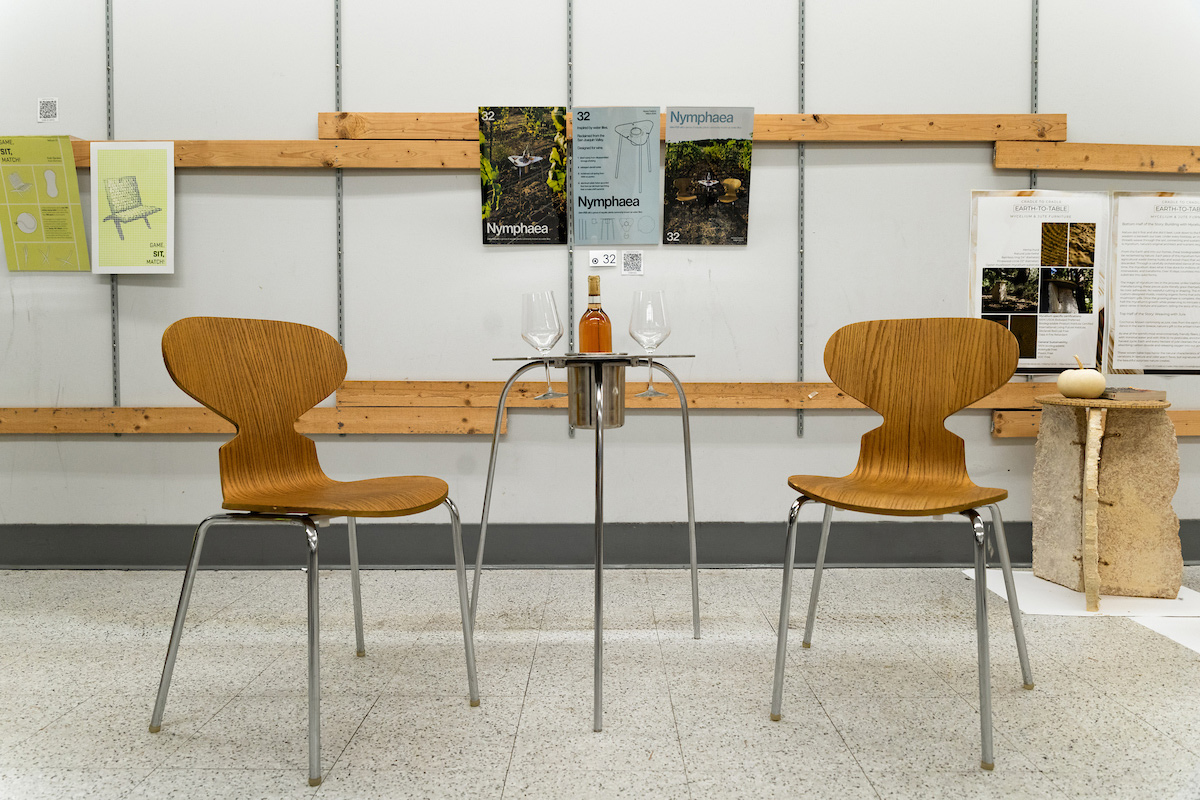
(769, 317, 1034, 771)
(148, 316, 479, 787)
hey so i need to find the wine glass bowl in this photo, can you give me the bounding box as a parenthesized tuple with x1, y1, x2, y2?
(629, 290, 670, 398)
(521, 291, 566, 400)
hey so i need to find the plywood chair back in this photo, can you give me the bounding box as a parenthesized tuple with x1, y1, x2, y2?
(719, 178, 741, 202)
(827, 318, 1017, 492)
(162, 316, 346, 507)
(674, 178, 696, 201)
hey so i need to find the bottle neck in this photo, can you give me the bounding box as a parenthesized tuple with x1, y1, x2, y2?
(587, 294, 601, 309)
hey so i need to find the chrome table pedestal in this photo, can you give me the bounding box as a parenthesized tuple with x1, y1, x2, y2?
(473, 353, 699, 732)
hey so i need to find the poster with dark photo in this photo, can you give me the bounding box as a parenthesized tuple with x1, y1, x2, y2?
(479, 106, 568, 245)
(971, 191, 1108, 370)
(662, 107, 753, 246)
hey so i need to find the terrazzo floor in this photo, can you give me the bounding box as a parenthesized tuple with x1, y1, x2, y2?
(3, 565, 1200, 799)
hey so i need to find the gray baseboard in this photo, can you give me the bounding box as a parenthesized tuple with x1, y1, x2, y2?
(3, 519, 1199, 570)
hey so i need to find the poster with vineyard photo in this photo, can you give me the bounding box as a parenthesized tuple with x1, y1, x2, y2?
(662, 107, 753, 246)
(970, 190, 1109, 371)
(479, 106, 567, 245)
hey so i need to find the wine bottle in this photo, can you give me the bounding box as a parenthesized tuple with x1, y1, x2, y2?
(578, 275, 612, 353)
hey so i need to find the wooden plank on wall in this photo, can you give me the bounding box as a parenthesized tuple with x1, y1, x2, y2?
(995, 141, 1200, 174)
(337, 380, 1058, 411)
(0, 407, 503, 435)
(319, 112, 1067, 143)
(992, 409, 1200, 438)
(71, 139, 476, 169)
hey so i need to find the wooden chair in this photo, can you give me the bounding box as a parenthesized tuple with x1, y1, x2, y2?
(673, 177, 697, 202)
(717, 178, 741, 203)
(148, 316, 478, 787)
(102, 176, 162, 240)
(769, 318, 1034, 771)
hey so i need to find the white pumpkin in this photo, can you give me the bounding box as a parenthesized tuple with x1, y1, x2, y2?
(1058, 356, 1106, 399)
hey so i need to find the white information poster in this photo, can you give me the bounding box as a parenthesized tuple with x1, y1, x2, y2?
(970, 190, 1109, 370)
(90, 141, 174, 274)
(571, 106, 660, 245)
(1110, 192, 1200, 370)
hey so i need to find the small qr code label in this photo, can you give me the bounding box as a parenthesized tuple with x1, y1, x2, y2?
(37, 98, 58, 123)
(622, 250, 644, 276)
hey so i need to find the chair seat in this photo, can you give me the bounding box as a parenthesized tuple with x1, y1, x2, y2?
(223, 475, 448, 517)
(105, 205, 161, 223)
(788, 473, 1007, 516)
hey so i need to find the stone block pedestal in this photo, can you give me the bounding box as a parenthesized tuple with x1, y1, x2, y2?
(1032, 395, 1180, 611)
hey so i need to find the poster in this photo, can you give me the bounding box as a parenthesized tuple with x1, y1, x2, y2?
(479, 106, 567, 245)
(0, 135, 89, 271)
(662, 107, 753, 246)
(1109, 192, 1200, 371)
(571, 106, 660, 245)
(970, 190, 1108, 370)
(90, 141, 174, 274)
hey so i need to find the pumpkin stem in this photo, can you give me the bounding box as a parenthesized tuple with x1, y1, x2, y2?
(1073, 355, 1085, 369)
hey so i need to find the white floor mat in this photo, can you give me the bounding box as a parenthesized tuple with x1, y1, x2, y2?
(968, 568, 1200, 654)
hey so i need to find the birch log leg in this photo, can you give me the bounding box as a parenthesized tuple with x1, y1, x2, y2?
(1081, 408, 1104, 613)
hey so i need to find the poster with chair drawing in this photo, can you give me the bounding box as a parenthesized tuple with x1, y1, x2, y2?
(90, 141, 174, 274)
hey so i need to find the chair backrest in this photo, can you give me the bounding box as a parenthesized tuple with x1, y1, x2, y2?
(721, 178, 741, 195)
(825, 318, 1017, 486)
(104, 176, 143, 214)
(162, 317, 347, 502)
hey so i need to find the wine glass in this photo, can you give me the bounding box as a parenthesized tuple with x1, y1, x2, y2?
(521, 291, 566, 400)
(629, 290, 670, 398)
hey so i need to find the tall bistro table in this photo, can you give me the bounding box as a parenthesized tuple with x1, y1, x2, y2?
(471, 353, 700, 732)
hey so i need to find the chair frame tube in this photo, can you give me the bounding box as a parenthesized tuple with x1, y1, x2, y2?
(771, 499, 1032, 771)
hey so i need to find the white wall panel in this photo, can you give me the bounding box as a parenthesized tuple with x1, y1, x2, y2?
(3, 1, 1200, 527)
(342, 0, 568, 111)
(0, 1, 108, 139)
(573, 0, 799, 111)
(1040, 0, 1200, 144)
(112, 0, 334, 138)
(807, 0, 1029, 111)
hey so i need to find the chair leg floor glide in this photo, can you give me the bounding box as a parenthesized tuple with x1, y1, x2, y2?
(770, 499, 1034, 771)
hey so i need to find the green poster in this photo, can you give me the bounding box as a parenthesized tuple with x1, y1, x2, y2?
(90, 142, 174, 274)
(0, 135, 90, 271)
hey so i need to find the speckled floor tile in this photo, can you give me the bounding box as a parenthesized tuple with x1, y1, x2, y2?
(315, 764, 506, 799)
(503, 768, 690, 799)
(126, 768, 320, 799)
(334, 693, 520, 772)
(686, 770, 879, 800)
(5, 567, 1200, 799)
(0, 768, 150, 799)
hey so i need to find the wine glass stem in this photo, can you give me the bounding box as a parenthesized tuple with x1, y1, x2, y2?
(543, 359, 554, 393)
(647, 356, 655, 390)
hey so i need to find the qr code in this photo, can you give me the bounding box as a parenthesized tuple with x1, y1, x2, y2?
(622, 250, 644, 275)
(37, 98, 58, 123)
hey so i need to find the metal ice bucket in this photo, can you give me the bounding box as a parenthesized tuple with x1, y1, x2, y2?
(567, 362, 625, 429)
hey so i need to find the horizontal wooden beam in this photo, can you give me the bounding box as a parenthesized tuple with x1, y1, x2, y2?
(71, 139, 475, 169)
(995, 141, 1200, 173)
(992, 409, 1200, 438)
(320, 112, 1067, 143)
(0, 406, 503, 435)
(337, 380, 1058, 411)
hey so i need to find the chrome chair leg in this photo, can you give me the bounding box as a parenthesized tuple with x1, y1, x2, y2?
(149, 513, 221, 733)
(963, 508, 994, 771)
(304, 518, 322, 787)
(803, 503, 834, 648)
(987, 504, 1034, 690)
(445, 497, 480, 707)
(347, 516, 365, 657)
(771, 497, 810, 721)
